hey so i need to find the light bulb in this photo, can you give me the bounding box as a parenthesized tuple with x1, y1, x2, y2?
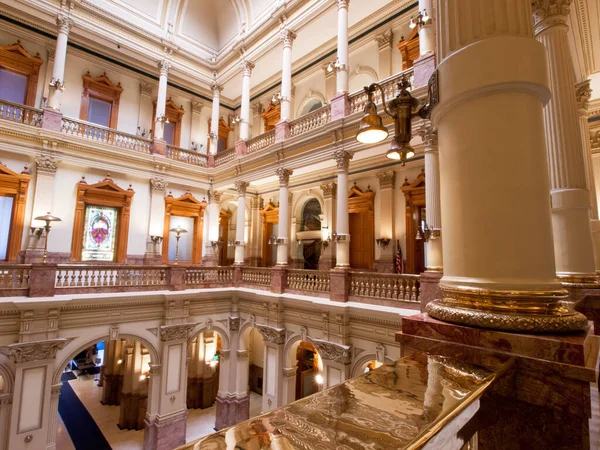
(409, 17, 416, 29)
(422, 10, 430, 22)
(117, 359, 123, 364)
(315, 374, 324, 385)
(327, 62, 333, 72)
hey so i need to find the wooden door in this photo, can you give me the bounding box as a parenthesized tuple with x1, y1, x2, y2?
(349, 212, 374, 270)
(264, 223, 274, 267)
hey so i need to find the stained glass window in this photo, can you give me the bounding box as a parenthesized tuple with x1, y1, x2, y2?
(81, 205, 118, 261)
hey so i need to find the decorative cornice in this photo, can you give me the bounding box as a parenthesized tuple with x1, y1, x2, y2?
(160, 323, 195, 341)
(158, 60, 171, 77)
(35, 155, 61, 175)
(150, 177, 167, 192)
(7, 338, 67, 363)
(377, 170, 396, 188)
(320, 182, 337, 198)
(276, 168, 293, 186)
(532, 0, 570, 35)
(334, 149, 353, 172)
(280, 29, 297, 48)
(308, 337, 352, 364)
(256, 324, 286, 344)
(375, 30, 394, 50)
(235, 181, 250, 195)
(575, 80, 592, 113)
(241, 60, 255, 77)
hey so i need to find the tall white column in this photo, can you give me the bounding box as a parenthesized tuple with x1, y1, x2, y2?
(533, 1, 598, 284)
(234, 181, 249, 265)
(239, 61, 254, 141)
(202, 189, 221, 266)
(190, 100, 204, 151)
(47, 13, 72, 110)
(279, 29, 296, 122)
(154, 60, 171, 141)
(276, 169, 293, 265)
(422, 125, 442, 271)
(145, 178, 166, 262)
(334, 150, 352, 268)
(575, 80, 600, 272)
(426, 0, 586, 332)
(336, 0, 350, 94)
(418, 0, 435, 56)
(210, 83, 223, 154)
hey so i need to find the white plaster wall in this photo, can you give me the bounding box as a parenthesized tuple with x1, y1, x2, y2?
(294, 70, 327, 117)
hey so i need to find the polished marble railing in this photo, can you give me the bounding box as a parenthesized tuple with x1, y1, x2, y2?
(289, 104, 332, 137)
(61, 117, 153, 153)
(240, 267, 271, 287)
(246, 129, 275, 154)
(349, 271, 420, 303)
(185, 267, 234, 285)
(348, 67, 415, 115)
(55, 265, 167, 289)
(0, 265, 31, 290)
(0, 100, 42, 127)
(166, 145, 208, 167)
(286, 269, 330, 292)
(214, 147, 236, 167)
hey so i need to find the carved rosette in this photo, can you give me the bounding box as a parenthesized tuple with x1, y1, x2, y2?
(7, 338, 67, 363)
(333, 149, 353, 172)
(56, 14, 73, 35)
(280, 29, 297, 48)
(241, 60, 255, 77)
(229, 316, 241, 331)
(159, 323, 195, 341)
(320, 182, 337, 198)
(158, 60, 171, 77)
(35, 155, 61, 176)
(276, 168, 293, 187)
(309, 337, 352, 365)
(235, 181, 249, 196)
(256, 324, 286, 344)
(150, 177, 167, 192)
(140, 81, 153, 96)
(376, 30, 393, 50)
(211, 82, 223, 98)
(191, 100, 203, 114)
(575, 80, 592, 114)
(532, 0, 570, 35)
(377, 170, 396, 189)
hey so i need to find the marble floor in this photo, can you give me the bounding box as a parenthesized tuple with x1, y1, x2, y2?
(56, 374, 263, 450)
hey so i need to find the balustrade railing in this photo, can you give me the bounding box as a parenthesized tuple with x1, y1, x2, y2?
(0, 265, 31, 290)
(240, 267, 271, 287)
(289, 105, 332, 137)
(246, 129, 275, 154)
(349, 272, 420, 303)
(348, 68, 415, 115)
(0, 100, 42, 127)
(166, 145, 208, 167)
(286, 269, 330, 292)
(55, 265, 167, 288)
(214, 147, 236, 167)
(185, 267, 233, 285)
(61, 117, 152, 153)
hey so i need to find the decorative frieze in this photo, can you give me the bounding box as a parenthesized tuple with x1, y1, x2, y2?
(334, 149, 353, 172)
(377, 170, 396, 189)
(308, 337, 352, 365)
(276, 168, 293, 186)
(35, 155, 61, 176)
(159, 323, 195, 341)
(256, 324, 286, 344)
(320, 182, 337, 198)
(7, 338, 67, 363)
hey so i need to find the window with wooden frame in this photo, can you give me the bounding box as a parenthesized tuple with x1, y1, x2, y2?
(152, 98, 185, 146)
(348, 183, 375, 270)
(70, 176, 134, 263)
(397, 28, 420, 70)
(206, 117, 233, 153)
(79, 71, 123, 129)
(0, 41, 42, 106)
(260, 201, 279, 267)
(0, 162, 30, 262)
(162, 191, 207, 264)
(401, 170, 426, 274)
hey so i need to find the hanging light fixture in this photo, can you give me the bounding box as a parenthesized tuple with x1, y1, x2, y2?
(410, 10, 432, 30)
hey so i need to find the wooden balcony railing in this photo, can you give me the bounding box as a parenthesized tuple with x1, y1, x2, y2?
(214, 147, 236, 167)
(289, 105, 332, 137)
(166, 145, 208, 167)
(0, 100, 42, 127)
(286, 269, 330, 293)
(61, 117, 152, 153)
(349, 271, 420, 304)
(348, 67, 415, 115)
(246, 129, 275, 154)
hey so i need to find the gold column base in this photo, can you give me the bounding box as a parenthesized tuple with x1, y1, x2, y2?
(557, 274, 600, 289)
(426, 284, 588, 333)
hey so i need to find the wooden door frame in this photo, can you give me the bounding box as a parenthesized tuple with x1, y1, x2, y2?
(79, 71, 123, 129)
(207, 117, 233, 153)
(162, 191, 207, 264)
(152, 98, 185, 146)
(0, 163, 30, 262)
(0, 41, 42, 106)
(397, 27, 420, 70)
(400, 170, 426, 274)
(219, 209, 232, 266)
(348, 184, 375, 270)
(70, 176, 134, 263)
(260, 201, 279, 266)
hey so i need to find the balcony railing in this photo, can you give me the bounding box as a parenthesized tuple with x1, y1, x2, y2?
(286, 269, 330, 293)
(214, 147, 236, 167)
(349, 271, 420, 304)
(0, 100, 42, 127)
(348, 67, 415, 115)
(61, 117, 152, 153)
(240, 267, 271, 287)
(246, 129, 275, 154)
(0, 265, 31, 295)
(166, 145, 208, 167)
(289, 104, 332, 137)
(185, 267, 234, 285)
(55, 265, 167, 290)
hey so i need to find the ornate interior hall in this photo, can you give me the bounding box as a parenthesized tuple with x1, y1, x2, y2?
(0, 0, 600, 449)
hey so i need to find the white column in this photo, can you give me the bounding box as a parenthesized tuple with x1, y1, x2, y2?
(418, 0, 435, 56)
(138, 82, 154, 137)
(203, 189, 221, 266)
(575, 80, 600, 272)
(42, 47, 55, 107)
(426, 0, 586, 332)
(422, 126, 442, 271)
(276, 169, 293, 265)
(336, 0, 350, 94)
(319, 183, 337, 269)
(47, 13, 72, 110)
(234, 181, 249, 265)
(248, 196, 262, 266)
(146, 178, 166, 259)
(533, 1, 597, 283)
(31, 156, 60, 226)
(210, 83, 223, 154)
(376, 171, 396, 272)
(334, 150, 352, 268)
(279, 29, 296, 122)
(190, 100, 204, 151)
(376, 31, 394, 79)
(239, 61, 254, 141)
(154, 60, 171, 141)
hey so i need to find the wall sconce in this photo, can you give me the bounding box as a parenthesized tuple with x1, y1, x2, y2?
(231, 115, 241, 125)
(49, 78, 65, 91)
(326, 57, 345, 73)
(208, 131, 218, 140)
(150, 235, 163, 244)
(210, 240, 224, 249)
(33, 212, 62, 264)
(156, 114, 170, 124)
(332, 232, 347, 242)
(117, 359, 123, 365)
(31, 227, 44, 240)
(169, 225, 188, 264)
(271, 92, 282, 104)
(409, 9, 431, 29)
(137, 126, 148, 137)
(190, 142, 203, 151)
(139, 373, 148, 381)
(356, 75, 434, 165)
(416, 222, 440, 242)
(376, 238, 391, 250)
(228, 240, 244, 247)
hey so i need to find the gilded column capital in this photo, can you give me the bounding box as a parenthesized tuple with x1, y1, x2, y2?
(320, 182, 337, 198)
(375, 30, 393, 51)
(56, 14, 73, 35)
(333, 149, 353, 172)
(7, 338, 67, 363)
(256, 324, 286, 344)
(35, 155, 61, 176)
(150, 177, 167, 192)
(159, 323, 196, 341)
(377, 170, 396, 189)
(140, 81, 153, 96)
(276, 168, 293, 186)
(211, 82, 223, 98)
(191, 100, 203, 114)
(575, 80, 592, 115)
(532, 0, 570, 35)
(235, 181, 250, 195)
(308, 337, 352, 365)
(240, 60, 255, 77)
(280, 29, 297, 48)
(158, 59, 171, 77)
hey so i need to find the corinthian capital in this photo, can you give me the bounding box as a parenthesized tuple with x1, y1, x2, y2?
(240, 60, 255, 77)
(56, 14, 73, 35)
(276, 168, 293, 186)
(420, 124, 438, 149)
(375, 30, 393, 50)
(320, 182, 337, 198)
(333, 149, 353, 172)
(211, 82, 223, 97)
(337, 0, 350, 10)
(208, 189, 221, 203)
(532, 0, 570, 34)
(235, 181, 250, 195)
(575, 80, 592, 113)
(158, 60, 171, 76)
(35, 155, 61, 175)
(280, 29, 296, 47)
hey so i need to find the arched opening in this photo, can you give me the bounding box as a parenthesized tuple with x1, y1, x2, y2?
(238, 326, 266, 418)
(296, 198, 323, 270)
(299, 98, 323, 116)
(295, 341, 321, 400)
(55, 337, 154, 450)
(361, 359, 383, 374)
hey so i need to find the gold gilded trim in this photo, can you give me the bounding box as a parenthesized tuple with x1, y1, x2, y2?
(558, 274, 600, 288)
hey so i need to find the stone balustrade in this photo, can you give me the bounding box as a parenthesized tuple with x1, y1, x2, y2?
(214, 147, 236, 167)
(55, 265, 167, 291)
(286, 269, 330, 293)
(349, 271, 420, 306)
(348, 68, 415, 114)
(246, 129, 275, 154)
(289, 105, 331, 137)
(166, 145, 208, 167)
(0, 100, 42, 127)
(0, 264, 31, 296)
(240, 267, 271, 287)
(185, 267, 234, 285)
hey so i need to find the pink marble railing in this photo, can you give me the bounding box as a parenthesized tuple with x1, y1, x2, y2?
(166, 145, 208, 167)
(55, 265, 167, 289)
(61, 117, 152, 153)
(246, 129, 275, 154)
(240, 267, 271, 287)
(348, 68, 415, 115)
(289, 105, 332, 137)
(185, 267, 234, 285)
(0, 265, 31, 290)
(348, 271, 420, 303)
(214, 147, 236, 167)
(0, 100, 42, 127)
(286, 269, 330, 292)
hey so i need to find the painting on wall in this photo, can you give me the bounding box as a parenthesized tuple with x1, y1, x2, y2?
(81, 205, 118, 261)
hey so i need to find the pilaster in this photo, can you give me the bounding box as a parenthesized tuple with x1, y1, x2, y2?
(256, 324, 286, 412)
(319, 183, 337, 269)
(375, 170, 395, 272)
(308, 337, 351, 388)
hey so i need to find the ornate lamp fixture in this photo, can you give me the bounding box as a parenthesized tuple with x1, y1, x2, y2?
(210, 239, 224, 250)
(271, 92, 282, 104)
(267, 235, 284, 245)
(416, 221, 439, 242)
(49, 78, 65, 91)
(326, 57, 344, 73)
(356, 76, 432, 165)
(156, 114, 170, 124)
(409, 10, 431, 29)
(376, 238, 391, 249)
(169, 225, 188, 264)
(34, 212, 62, 264)
(231, 115, 242, 125)
(150, 235, 163, 244)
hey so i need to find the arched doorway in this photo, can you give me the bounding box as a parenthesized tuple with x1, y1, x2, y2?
(298, 198, 322, 270)
(295, 341, 321, 400)
(187, 331, 222, 409)
(238, 325, 266, 419)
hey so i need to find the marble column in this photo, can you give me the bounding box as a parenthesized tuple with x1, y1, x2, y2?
(239, 61, 254, 141)
(234, 182, 249, 265)
(575, 80, 600, 272)
(375, 171, 396, 272)
(145, 178, 166, 264)
(154, 60, 171, 141)
(210, 83, 223, 155)
(418, 0, 435, 56)
(275, 29, 296, 142)
(533, 1, 598, 284)
(190, 100, 204, 152)
(331, 0, 350, 119)
(319, 183, 337, 269)
(426, 0, 586, 332)
(138, 81, 154, 137)
(422, 125, 442, 271)
(276, 169, 293, 266)
(46, 13, 72, 111)
(202, 189, 221, 266)
(376, 30, 394, 79)
(334, 150, 353, 268)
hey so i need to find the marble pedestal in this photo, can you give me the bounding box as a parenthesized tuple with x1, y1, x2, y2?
(397, 313, 599, 450)
(270, 266, 287, 294)
(215, 394, 249, 430)
(275, 121, 290, 143)
(143, 410, 187, 450)
(235, 140, 247, 156)
(330, 267, 350, 302)
(41, 108, 63, 131)
(418, 271, 443, 312)
(330, 92, 350, 120)
(152, 139, 167, 156)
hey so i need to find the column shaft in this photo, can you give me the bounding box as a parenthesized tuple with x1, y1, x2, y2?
(418, 0, 435, 55)
(210, 84, 222, 154)
(240, 62, 254, 140)
(423, 127, 443, 271)
(336, 0, 349, 93)
(234, 182, 249, 264)
(334, 151, 352, 267)
(276, 169, 292, 265)
(280, 30, 296, 121)
(154, 61, 170, 140)
(47, 15, 72, 110)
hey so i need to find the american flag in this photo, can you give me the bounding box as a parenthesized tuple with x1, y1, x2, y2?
(395, 241, 404, 274)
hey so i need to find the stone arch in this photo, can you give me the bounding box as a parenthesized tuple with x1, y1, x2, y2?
(220, 197, 250, 223)
(349, 65, 379, 93)
(296, 90, 328, 118)
(292, 190, 325, 222)
(284, 334, 303, 367)
(0, 359, 15, 394)
(187, 322, 230, 349)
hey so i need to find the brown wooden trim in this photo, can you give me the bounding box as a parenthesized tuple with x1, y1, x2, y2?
(219, 209, 233, 266)
(79, 71, 123, 129)
(206, 117, 233, 153)
(0, 163, 31, 262)
(260, 201, 279, 267)
(400, 169, 426, 274)
(161, 191, 207, 264)
(261, 103, 281, 131)
(0, 41, 42, 107)
(396, 28, 420, 70)
(152, 98, 185, 147)
(348, 184, 376, 270)
(70, 176, 134, 263)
